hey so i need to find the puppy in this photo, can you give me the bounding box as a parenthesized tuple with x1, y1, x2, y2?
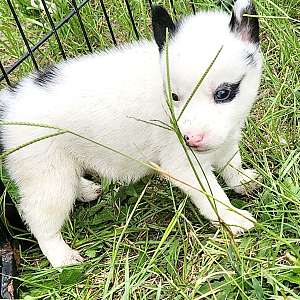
(0, 0, 262, 267)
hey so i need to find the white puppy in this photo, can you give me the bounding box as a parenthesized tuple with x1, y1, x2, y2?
(0, 0, 262, 267)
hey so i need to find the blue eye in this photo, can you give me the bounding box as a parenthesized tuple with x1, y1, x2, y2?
(214, 88, 231, 102)
(214, 81, 242, 103)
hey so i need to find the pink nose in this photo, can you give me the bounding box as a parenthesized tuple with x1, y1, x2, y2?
(184, 133, 205, 147)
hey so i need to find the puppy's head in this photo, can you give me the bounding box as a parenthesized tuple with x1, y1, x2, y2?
(152, 0, 262, 152)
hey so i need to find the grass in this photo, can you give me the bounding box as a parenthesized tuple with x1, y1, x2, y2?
(0, 0, 300, 299)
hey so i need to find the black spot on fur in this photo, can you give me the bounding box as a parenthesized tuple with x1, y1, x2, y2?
(34, 65, 58, 87)
(229, 1, 259, 44)
(245, 52, 255, 65)
(151, 5, 178, 52)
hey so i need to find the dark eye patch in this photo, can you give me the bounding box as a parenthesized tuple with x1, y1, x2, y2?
(214, 80, 242, 104)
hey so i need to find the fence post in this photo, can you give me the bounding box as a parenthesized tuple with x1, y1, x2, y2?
(0, 189, 19, 299)
(0, 223, 18, 299)
(0, 180, 23, 299)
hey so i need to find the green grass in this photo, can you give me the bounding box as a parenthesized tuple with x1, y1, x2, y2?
(0, 0, 300, 299)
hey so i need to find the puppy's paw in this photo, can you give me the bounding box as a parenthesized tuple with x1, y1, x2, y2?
(40, 237, 84, 268)
(78, 178, 102, 202)
(217, 208, 256, 236)
(50, 249, 84, 268)
(233, 169, 261, 195)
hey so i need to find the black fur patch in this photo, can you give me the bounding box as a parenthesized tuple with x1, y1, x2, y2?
(229, 2, 259, 44)
(8, 82, 20, 94)
(245, 52, 255, 65)
(151, 5, 177, 52)
(34, 65, 58, 87)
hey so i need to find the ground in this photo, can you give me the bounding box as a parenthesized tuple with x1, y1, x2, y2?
(0, 0, 299, 299)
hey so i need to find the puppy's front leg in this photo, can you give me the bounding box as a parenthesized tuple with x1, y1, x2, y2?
(213, 142, 260, 195)
(161, 157, 255, 235)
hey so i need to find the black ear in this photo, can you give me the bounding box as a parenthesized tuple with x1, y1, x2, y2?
(151, 5, 177, 52)
(229, 0, 259, 44)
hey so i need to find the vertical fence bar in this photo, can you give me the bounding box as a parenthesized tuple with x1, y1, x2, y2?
(190, 0, 196, 14)
(147, 0, 153, 8)
(6, 0, 39, 71)
(124, 0, 139, 40)
(40, 0, 67, 59)
(71, 0, 93, 52)
(99, 0, 117, 46)
(0, 61, 11, 86)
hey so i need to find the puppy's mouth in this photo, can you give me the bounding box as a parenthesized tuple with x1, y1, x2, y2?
(189, 146, 215, 153)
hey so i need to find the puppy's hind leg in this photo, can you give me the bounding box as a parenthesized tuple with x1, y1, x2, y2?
(78, 177, 102, 202)
(18, 155, 83, 267)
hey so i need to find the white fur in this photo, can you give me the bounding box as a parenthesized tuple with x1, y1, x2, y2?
(0, 3, 262, 267)
(234, 0, 253, 22)
(78, 178, 101, 202)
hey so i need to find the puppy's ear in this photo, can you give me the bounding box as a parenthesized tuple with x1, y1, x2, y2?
(229, 0, 259, 44)
(151, 5, 176, 51)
